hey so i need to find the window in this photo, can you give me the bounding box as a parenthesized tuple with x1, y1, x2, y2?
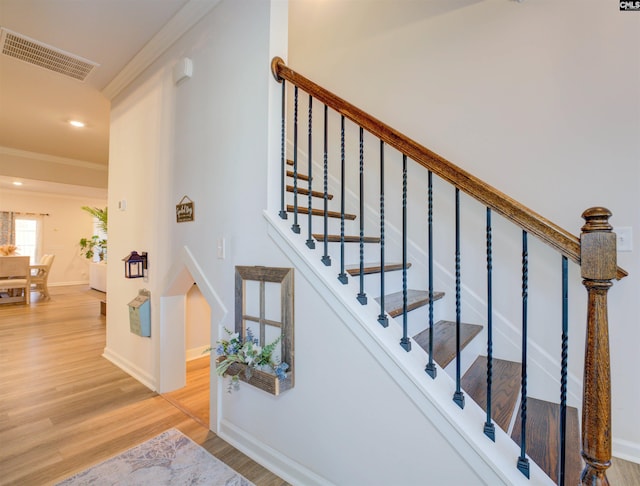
(15, 216, 42, 264)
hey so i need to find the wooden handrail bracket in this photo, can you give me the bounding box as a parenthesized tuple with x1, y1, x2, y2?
(272, 57, 627, 280)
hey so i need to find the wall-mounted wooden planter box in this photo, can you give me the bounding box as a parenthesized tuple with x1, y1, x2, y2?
(223, 361, 293, 396)
(232, 265, 295, 395)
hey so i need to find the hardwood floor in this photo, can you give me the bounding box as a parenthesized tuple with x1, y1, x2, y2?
(609, 456, 640, 485)
(0, 285, 287, 486)
(2, 285, 638, 485)
(162, 356, 210, 428)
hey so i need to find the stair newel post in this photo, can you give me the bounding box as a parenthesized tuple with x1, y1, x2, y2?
(425, 170, 436, 377)
(338, 115, 348, 284)
(452, 187, 465, 409)
(278, 79, 287, 220)
(321, 104, 331, 266)
(356, 126, 367, 305)
(400, 154, 411, 352)
(517, 230, 530, 478)
(484, 207, 495, 440)
(377, 140, 388, 327)
(306, 95, 315, 249)
(291, 86, 300, 234)
(579, 207, 616, 486)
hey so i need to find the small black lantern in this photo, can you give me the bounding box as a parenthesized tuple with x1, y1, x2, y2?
(123, 251, 147, 278)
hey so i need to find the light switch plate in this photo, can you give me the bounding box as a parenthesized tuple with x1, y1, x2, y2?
(615, 227, 632, 252)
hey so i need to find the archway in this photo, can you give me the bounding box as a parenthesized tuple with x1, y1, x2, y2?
(158, 246, 227, 433)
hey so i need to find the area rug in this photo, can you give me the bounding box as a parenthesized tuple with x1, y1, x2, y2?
(56, 428, 254, 485)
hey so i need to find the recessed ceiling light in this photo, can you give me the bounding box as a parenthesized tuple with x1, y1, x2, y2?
(69, 120, 85, 128)
(12, 181, 23, 186)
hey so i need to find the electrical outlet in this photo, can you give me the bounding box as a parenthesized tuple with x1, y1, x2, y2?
(615, 227, 632, 252)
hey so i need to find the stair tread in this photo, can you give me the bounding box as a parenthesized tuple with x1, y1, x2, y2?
(286, 170, 309, 181)
(345, 262, 411, 276)
(287, 205, 356, 220)
(375, 289, 445, 318)
(461, 356, 521, 432)
(413, 320, 483, 369)
(511, 397, 582, 485)
(286, 185, 334, 200)
(313, 234, 380, 243)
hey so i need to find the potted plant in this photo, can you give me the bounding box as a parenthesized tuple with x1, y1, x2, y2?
(214, 327, 289, 393)
(79, 206, 108, 261)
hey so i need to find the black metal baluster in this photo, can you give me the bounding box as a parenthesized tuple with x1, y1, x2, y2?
(400, 154, 411, 352)
(321, 104, 331, 266)
(306, 95, 315, 249)
(484, 208, 495, 440)
(291, 86, 300, 234)
(559, 256, 569, 486)
(453, 188, 465, 409)
(377, 141, 388, 327)
(517, 230, 530, 478)
(338, 115, 348, 284)
(425, 170, 436, 377)
(279, 80, 287, 220)
(357, 127, 367, 305)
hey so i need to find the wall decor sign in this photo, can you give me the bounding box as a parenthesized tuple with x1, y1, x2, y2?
(176, 196, 194, 223)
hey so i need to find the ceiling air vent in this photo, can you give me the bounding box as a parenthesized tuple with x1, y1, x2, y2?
(0, 28, 98, 81)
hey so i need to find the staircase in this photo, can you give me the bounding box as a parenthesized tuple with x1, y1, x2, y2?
(270, 57, 627, 485)
(284, 158, 582, 484)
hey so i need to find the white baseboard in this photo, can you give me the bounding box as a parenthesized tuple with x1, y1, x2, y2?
(613, 438, 640, 464)
(102, 346, 156, 391)
(219, 419, 332, 486)
(186, 345, 210, 361)
(49, 280, 89, 287)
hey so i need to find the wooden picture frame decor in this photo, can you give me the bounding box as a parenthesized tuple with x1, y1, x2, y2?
(231, 266, 294, 395)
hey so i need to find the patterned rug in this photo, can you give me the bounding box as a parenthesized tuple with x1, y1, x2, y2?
(57, 428, 254, 485)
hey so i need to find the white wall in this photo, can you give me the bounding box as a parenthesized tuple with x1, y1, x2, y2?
(105, 0, 496, 483)
(186, 284, 211, 359)
(288, 0, 640, 462)
(0, 188, 106, 285)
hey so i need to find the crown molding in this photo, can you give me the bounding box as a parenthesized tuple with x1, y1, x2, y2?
(0, 146, 108, 171)
(102, 0, 222, 100)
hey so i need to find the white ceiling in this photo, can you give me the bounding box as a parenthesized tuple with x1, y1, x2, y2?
(0, 0, 193, 190)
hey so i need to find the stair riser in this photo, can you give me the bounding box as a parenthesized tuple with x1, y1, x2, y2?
(397, 305, 447, 338)
(442, 328, 486, 382)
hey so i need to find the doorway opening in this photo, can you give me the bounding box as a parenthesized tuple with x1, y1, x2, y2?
(162, 282, 211, 427)
(158, 250, 227, 432)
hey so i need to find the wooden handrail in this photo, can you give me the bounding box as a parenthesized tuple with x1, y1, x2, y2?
(271, 57, 628, 280)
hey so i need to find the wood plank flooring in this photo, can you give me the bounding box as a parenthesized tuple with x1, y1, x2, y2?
(162, 356, 210, 428)
(0, 285, 287, 486)
(2, 285, 638, 485)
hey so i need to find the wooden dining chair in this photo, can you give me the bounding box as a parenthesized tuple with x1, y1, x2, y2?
(0, 256, 31, 305)
(31, 254, 55, 301)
